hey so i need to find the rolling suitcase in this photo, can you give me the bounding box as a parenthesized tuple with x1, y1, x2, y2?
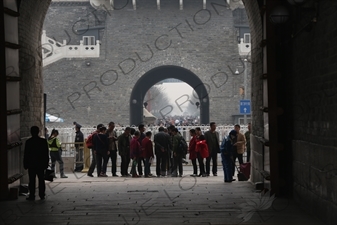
(239, 162, 251, 180)
(234, 162, 250, 181)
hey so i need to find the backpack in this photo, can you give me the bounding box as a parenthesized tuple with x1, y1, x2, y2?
(85, 133, 96, 148)
(177, 136, 188, 155)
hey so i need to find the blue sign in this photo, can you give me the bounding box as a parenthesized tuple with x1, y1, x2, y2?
(240, 100, 251, 114)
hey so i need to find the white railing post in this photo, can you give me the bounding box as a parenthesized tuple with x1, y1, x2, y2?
(79, 40, 84, 57)
(96, 40, 100, 57)
(110, 0, 114, 10)
(132, 0, 136, 10)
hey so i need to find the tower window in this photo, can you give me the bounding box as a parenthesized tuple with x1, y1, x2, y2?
(83, 36, 95, 45)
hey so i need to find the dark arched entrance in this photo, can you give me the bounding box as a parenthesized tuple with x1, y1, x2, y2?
(130, 65, 209, 126)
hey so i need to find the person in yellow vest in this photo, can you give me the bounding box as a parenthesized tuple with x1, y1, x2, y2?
(47, 129, 68, 178)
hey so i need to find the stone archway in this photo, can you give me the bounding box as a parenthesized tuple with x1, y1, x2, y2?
(2, 0, 265, 200)
(130, 65, 209, 126)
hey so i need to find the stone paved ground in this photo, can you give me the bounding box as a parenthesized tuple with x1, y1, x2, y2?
(0, 166, 326, 225)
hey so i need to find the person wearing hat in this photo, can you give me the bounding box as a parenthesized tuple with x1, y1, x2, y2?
(73, 121, 82, 129)
(220, 130, 237, 183)
(74, 124, 84, 172)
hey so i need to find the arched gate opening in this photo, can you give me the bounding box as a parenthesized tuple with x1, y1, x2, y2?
(130, 65, 209, 126)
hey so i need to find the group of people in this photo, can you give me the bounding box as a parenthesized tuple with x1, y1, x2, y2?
(85, 122, 251, 181)
(23, 122, 251, 200)
(86, 122, 154, 178)
(86, 123, 192, 178)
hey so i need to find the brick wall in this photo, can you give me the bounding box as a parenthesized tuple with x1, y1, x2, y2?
(289, 1, 337, 224)
(242, 0, 264, 183)
(42, 0, 251, 126)
(19, 0, 52, 137)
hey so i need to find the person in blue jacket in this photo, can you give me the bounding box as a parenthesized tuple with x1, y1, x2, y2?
(220, 130, 237, 183)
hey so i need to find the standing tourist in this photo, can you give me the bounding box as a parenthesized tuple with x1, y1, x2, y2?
(130, 131, 141, 177)
(172, 128, 183, 177)
(244, 123, 251, 162)
(137, 124, 146, 176)
(93, 126, 109, 177)
(74, 124, 84, 172)
(106, 122, 119, 176)
(232, 124, 246, 176)
(142, 131, 154, 178)
(24, 126, 49, 200)
(204, 122, 220, 176)
(118, 127, 132, 177)
(48, 129, 68, 178)
(188, 129, 198, 177)
(87, 124, 103, 177)
(195, 127, 207, 177)
(154, 127, 171, 177)
(221, 130, 237, 183)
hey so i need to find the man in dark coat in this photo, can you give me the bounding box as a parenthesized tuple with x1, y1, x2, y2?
(154, 126, 171, 177)
(23, 126, 50, 201)
(118, 127, 132, 177)
(204, 122, 220, 176)
(74, 125, 84, 172)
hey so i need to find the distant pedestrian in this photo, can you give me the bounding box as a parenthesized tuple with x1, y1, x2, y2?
(221, 130, 237, 183)
(93, 126, 109, 177)
(195, 127, 207, 177)
(188, 129, 198, 177)
(154, 127, 171, 177)
(142, 131, 154, 177)
(130, 131, 141, 177)
(172, 128, 183, 177)
(87, 124, 103, 177)
(232, 124, 246, 176)
(24, 126, 50, 201)
(137, 124, 146, 176)
(204, 122, 220, 176)
(74, 125, 84, 172)
(167, 125, 175, 174)
(106, 122, 119, 176)
(118, 127, 132, 177)
(244, 123, 251, 162)
(48, 129, 68, 178)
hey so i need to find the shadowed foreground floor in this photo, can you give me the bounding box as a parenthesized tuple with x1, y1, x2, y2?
(0, 167, 326, 225)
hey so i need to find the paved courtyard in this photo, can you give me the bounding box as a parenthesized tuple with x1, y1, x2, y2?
(0, 166, 326, 225)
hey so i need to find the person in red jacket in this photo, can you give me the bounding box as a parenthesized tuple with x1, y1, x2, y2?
(130, 131, 141, 177)
(142, 131, 154, 177)
(195, 127, 207, 177)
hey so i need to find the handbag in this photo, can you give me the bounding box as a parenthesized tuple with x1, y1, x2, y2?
(44, 167, 55, 182)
